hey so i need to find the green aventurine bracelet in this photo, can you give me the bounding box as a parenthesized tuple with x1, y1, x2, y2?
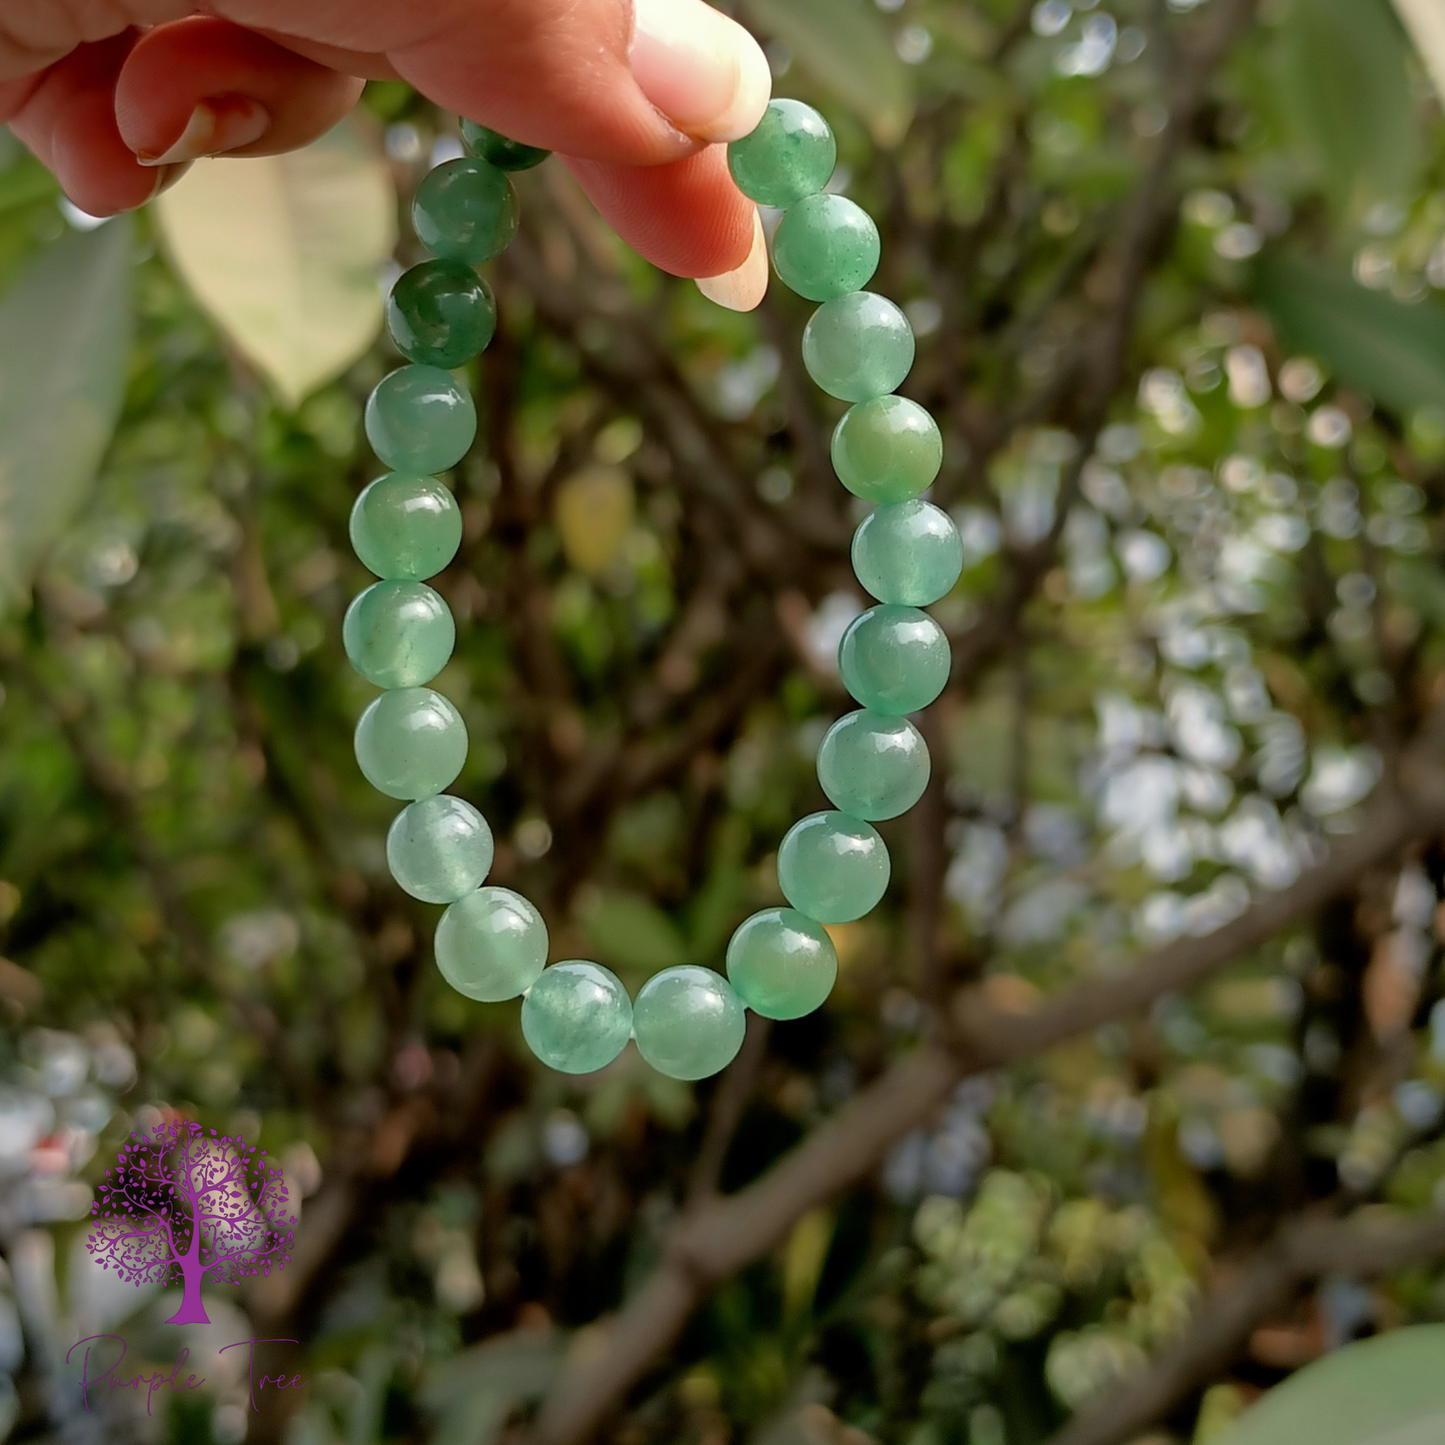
(345, 102, 963, 1081)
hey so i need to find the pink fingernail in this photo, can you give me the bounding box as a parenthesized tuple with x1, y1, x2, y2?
(137, 95, 270, 167)
(696, 209, 768, 312)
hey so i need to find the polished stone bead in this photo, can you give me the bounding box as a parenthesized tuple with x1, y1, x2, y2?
(831, 396, 942, 503)
(772, 193, 879, 303)
(838, 604, 950, 715)
(460, 120, 550, 171)
(387, 259, 497, 369)
(802, 292, 915, 402)
(728, 99, 836, 208)
(354, 687, 468, 800)
(632, 966, 746, 1080)
(350, 474, 463, 582)
(816, 709, 930, 820)
(413, 157, 518, 265)
(851, 500, 963, 606)
(521, 961, 633, 1073)
(365, 366, 476, 475)
(726, 908, 837, 1020)
(343, 581, 455, 689)
(387, 794, 493, 904)
(777, 810, 890, 923)
(436, 885, 547, 1000)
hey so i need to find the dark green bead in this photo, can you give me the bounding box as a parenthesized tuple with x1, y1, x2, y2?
(350, 474, 462, 582)
(838, 604, 950, 714)
(816, 709, 930, 821)
(632, 967, 746, 1080)
(343, 581, 455, 689)
(773, 193, 879, 302)
(728, 99, 836, 208)
(726, 908, 837, 1020)
(387, 794, 493, 904)
(460, 120, 550, 171)
(802, 292, 915, 402)
(387, 259, 496, 369)
(832, 396, 942, 502)
(852, 501, 963, 606)
(521, 961, 633, 1074)
(413, 157, 518, 265)
(777, 811, 890, 923)
(365, 365, 476, 475)
(354, 687, 468, 801)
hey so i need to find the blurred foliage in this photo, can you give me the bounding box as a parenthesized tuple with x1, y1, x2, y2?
(3, 1, 1445, 1443)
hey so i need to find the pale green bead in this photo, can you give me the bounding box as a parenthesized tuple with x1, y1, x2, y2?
(852, 501, 963, 606)
(365, 366, 476, 475)
(831, 396, 942, 503)
(412, 157, 518, 264)
(838, 604, 950, 715)
(816, 709, 930, 821)
(727, 99, 836, 208)
(725, 908, 837, 1020)
(802, 292, 915, 403)
(354, 687, 468, 800)
(632, 966, 746, 1080)
(772, 193, 879, 303)
(436, 886, 546, 1000)
(521, 961, 633, 1074)
(777, 810, 890, 923)
(343, 581, 455, 689)
(387, 794, 493, 904)
(350, 474, 462, 581)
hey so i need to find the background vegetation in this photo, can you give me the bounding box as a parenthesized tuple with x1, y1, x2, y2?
(3, 1, 1445, 1442)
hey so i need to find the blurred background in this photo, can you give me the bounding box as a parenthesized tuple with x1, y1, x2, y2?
(2, 0, 1445, 1441)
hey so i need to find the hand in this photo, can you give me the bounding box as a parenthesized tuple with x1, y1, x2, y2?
(0, 0, 771, 307)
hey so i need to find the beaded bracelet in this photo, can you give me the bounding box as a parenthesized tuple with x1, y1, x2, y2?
(345, 101, 963, 1081)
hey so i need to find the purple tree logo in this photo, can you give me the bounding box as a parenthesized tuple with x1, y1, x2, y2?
(87, 1117, 296, 1326)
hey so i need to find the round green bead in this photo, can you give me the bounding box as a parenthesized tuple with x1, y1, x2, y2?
(632, 966, 746, 1081)
(832, 396, 942, 502)
(777, 810, 890, 923)
(802, 292, 915, 403)
(726, 908, 837, 1020)
(521, 961, 633, 1074)
(365, 366, 476, 475)
(816, 709, 930, 821)
(354, 687, 468, 801)
(838, 604, 950, 715)
(387, 794, 493, 904)
(772, 193, 879, 303)
(350, 474, 462, 582)
(436, 885, 547, 1001)
(413, 157, 518, 265)
(343, 581, 455, 689)
(460, 120, 550, 171)
(852, 501, 963, 606)
(728, 99, 836, 208)
(387, 259, 496, 369)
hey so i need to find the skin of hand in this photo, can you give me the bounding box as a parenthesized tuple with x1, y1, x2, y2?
(0, 0, 771, 308)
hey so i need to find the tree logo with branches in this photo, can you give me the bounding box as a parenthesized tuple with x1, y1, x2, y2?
(87, 1118, 296, 1326)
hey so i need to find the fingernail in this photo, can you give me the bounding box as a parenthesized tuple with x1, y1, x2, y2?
(696, 209, 768, 311)
(136, 95, 270, 167)
(631, 0, 772, 144)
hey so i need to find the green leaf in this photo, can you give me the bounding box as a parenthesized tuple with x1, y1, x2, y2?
(155, 121, 396, 407)
(740, 0, 914, 146)
(579, 890, 689, 975)
(1252, 252, 1445, 416)
(0, 217, 133, 611)
(1214, 1326, 1445, 1445)
(1276, 0, 1420, 216)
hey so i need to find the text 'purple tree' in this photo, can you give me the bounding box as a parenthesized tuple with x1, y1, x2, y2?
(87, 1117, 296, 1325)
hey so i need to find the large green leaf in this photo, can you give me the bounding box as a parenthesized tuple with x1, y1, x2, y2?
(1252, 252, 1445, 416)
(155, 121, 396, 407)
(1276, 0, 1420, 216)
(1214, 1326, 1445, 1445)
(741, 0, 914, 146)
(0, 216, 133, 610)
